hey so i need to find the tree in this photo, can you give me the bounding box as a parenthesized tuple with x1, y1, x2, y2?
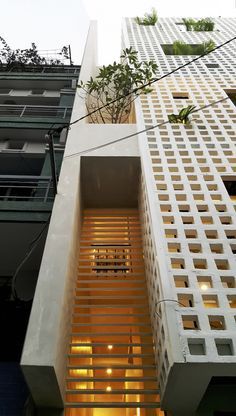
(0, 37, 71, 70)
(78, 47, 158, 124)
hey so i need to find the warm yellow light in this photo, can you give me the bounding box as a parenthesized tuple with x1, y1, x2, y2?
(107, 345, 113, 350)
(106, 386, 112, 392)
(200, 284, 208, 291)
(106, 368, 112, 375)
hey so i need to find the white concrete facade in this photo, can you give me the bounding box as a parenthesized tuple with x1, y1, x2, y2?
(123, 16, 236, 415)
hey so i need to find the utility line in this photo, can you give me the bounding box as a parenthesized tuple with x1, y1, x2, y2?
(64, 96, 230, 159)
(11, 36, 235, 285)
(68, 35, 236, 127)
(11, 216, 51, 301)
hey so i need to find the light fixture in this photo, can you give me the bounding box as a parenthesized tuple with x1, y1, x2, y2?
(200, 284, 208, 291)
(107, 344, 113, 350)
(106, 368, 112, 375)
(106, 386, 112, 392)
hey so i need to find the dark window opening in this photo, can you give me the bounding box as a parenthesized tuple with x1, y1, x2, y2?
(224, 90, 236, 106)
(206, 63, 219, 68)
(172, 92, 189, 99)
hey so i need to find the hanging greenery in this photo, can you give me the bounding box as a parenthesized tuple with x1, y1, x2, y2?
(78, 47, 158, 124)
(168, 105, 196, 125)
(135, 9, 158, 26)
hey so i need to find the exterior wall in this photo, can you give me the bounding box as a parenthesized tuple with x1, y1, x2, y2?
(123, 17, 236, 414)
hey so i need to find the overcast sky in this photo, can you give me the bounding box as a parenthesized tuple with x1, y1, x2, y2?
(1, 0, 236, 64)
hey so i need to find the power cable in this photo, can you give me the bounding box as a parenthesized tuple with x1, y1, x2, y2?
(64, 96, 229, 159)
(11, 216, 51, 301)
(68, 35, 236, 127)
(10, 37, 235, 294)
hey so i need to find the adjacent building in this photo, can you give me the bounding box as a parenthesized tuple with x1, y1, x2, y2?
(0, 61, 80, 414)
(21, 17, 236, 416)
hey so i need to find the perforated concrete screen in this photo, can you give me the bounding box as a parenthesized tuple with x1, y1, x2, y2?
(122, 16, 236, 415)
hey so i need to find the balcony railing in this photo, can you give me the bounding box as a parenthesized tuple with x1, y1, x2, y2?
(0, 104, 72, 119)
(0, 64, 80, 74)
(0, 175, 54, 203)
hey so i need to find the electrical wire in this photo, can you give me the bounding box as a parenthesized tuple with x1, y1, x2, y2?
(11, 216, 51, 301)
(68, 35, 236, 127)
(64, 96, 229, 159)
(155, 299, 187, 318)
(10, 36, 235, 295)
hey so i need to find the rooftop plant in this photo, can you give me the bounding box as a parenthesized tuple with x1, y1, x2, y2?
(78, 47, 158, 124)
(168, 105, 196, 125)
(135, 9, 158, 26)
(172, 39, 215, 55)
(0, 37, 71, 70)
(182, 18, 215, 31)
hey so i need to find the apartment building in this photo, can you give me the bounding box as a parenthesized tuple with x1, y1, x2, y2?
(0, 61, 80, 415)
(21, 17, 236, 416)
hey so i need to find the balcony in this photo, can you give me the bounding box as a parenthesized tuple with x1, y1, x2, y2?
(0, 175, 54, 221)
(0, 104, 72, 122)
(0, 64, 80, 74)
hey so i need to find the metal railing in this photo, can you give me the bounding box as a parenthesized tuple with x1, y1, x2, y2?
(0, 64, 80, 74)
(0, 175, 54, 203)
(0, 104, 72, 118)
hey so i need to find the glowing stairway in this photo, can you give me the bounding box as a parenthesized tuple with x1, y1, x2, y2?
(65, 209, 161, 416)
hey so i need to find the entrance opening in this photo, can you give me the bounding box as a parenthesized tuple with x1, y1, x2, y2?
(65, 209, 163, 416)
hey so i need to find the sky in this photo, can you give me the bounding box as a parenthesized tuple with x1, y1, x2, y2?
(1, 0, 236, 65)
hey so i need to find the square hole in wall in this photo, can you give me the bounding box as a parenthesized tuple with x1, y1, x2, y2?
(225, 230, 236, 239)
(174, 275, 189, 288)
(201, 216, 213, 224)
(220, 216, 232, 225)
(188, 339, 206, 355)
(230, 244, 236, 254)
(208, 316, 225, 330)
(165, 229, 177, 238)
(185, 229, 198, 238)
(182, 216, 194, 224)
(227, 295, 236, 308)
(197, 276, 212, 290)
(178, 294, 194, 307)
(193, 259, 208, 269)
(215, 339, 233, 356)
(215, 204, 227, 212)
(172, 92, 189, 99)
(189, 243, 202, 253)
(220, 276, 235, 288)
(168, 243, 181, 253)
(210, 244, 223, 254)
(197, 205, 209, 212)
(171, 258, 185, 269)
(182, 315, 199, 330)
(160, 204, 172, 212)
(205, 230, 218, 239)
(178, 205, 190, 212)
(162, 216, 174, 224)
(215, 259, 229, 270)
(202, 294, 219, 308)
